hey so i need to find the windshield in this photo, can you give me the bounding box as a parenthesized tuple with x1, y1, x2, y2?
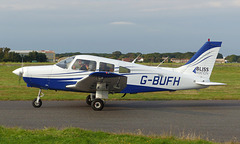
(56, 56, 75, 69)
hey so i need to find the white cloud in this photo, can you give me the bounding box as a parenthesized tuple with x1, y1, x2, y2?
(232, 0, 240, 6)
(110, 21, 135, 25)
(141, 0, 240, 12)
(208, 2, 223, 8)
(0, 4, 55, 11)
(1, 0, 240, 13)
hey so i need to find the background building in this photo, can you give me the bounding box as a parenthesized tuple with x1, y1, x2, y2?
(39, 50, 55, 62)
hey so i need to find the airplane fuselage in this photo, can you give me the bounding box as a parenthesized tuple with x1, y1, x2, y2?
(15, 55, 207, 94)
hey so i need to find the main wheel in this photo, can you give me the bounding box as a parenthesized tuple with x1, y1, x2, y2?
(32, 98, 42, 108)
(86, 95, 91, 105)
(91, 99, 104, 111)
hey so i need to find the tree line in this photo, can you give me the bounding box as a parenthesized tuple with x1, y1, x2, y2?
(225, 55, 240, 63)
(0, 47, 47, 62)
(1, 47, 239, 63)
(57, 51, 227, 63)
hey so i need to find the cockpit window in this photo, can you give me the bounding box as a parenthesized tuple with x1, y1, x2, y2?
(56, 56, 75, 69)
(72, 59, 96, 71)
(99, 62, 114, 72)
(119, 66, 130, 73)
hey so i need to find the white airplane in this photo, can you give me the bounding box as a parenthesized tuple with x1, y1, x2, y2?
(13, 40, 226, 111)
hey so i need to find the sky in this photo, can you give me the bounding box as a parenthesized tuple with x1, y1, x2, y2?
(0, 0, 240, 56)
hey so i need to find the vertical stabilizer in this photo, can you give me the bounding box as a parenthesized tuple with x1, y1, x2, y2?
(176, 40, 222, 79)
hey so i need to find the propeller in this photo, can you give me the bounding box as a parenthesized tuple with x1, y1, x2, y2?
(12, 67, 24, 84)
(18, 71, 23, 84)
(19, 56, 24, 84)
(13, 56, 24, 84)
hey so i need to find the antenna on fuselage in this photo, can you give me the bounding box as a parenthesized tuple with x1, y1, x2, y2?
(157, 56, 168, 67)
(132, 54, 141, 63)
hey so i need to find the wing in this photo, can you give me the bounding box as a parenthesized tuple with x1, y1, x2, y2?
(66, 72, 127, 93)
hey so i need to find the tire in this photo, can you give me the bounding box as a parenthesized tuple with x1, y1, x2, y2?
(86, 95, 91, 105)
(91, 99, 104, 111)
(32, 98, 42, 108)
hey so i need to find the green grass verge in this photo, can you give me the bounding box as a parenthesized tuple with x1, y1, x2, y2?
(0, 63, 239, 100)
(0, 126, 216, 144)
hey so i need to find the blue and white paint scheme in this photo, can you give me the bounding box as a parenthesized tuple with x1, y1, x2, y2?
(12, 40, 226, 111)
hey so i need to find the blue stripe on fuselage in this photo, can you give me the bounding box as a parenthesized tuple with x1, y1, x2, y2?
(120, 84, 172, 93)
(23, 77, 82, 90)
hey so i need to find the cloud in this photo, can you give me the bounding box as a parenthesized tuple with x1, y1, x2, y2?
(208, 2, 223, 8)
(110, 21, 135, 25)
(0, 3, 56, 11)
(142, 1, 240, 12)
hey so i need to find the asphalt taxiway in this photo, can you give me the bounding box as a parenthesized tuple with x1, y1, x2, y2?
(0, 100, 239, 142)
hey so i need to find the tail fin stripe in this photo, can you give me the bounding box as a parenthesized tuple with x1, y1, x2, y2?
(192, 55, 213, 66)
(187, 52, 212, 66)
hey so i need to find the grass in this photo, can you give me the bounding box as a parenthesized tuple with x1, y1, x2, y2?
(0, 63, 239, 101)
(0, 126, 217, 144)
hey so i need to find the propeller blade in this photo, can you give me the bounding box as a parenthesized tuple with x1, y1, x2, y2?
(18, 71, 23, 84)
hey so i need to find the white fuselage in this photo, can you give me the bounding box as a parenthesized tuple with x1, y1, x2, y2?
(13, 55, 207, 93)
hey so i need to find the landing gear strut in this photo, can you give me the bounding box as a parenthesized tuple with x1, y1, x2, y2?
(32, 89, 44, 108)
(87, 82, 109, 111)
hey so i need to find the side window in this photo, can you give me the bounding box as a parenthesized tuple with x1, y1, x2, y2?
(119, 66, 130, 73)
(99, 62, 114, 72)
(72, 59, 96, 71)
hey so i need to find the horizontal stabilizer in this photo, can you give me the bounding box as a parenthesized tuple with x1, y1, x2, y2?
(195, 81, 226, 86)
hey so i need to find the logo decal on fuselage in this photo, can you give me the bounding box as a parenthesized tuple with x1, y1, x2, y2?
(140, 76, 181, 86)
(193, 66, 209, 75)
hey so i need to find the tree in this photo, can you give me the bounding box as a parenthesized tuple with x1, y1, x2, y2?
(37, 53, 47, 62)
(23, 55, 31, 62)
(8, 52, 21, 62)
(183, 52, 194, 59)
(28, 51, 47, 62)
(2, 48, 11, 62)
(0, 48, 4, 62)
(217, 53, 223, 59)
(112, 51, 122, 59)
(29, 51, 38, 61)
(225, 55, 238, 62)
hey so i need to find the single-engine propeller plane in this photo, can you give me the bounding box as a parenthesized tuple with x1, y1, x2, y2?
(13, 39, 226, 111)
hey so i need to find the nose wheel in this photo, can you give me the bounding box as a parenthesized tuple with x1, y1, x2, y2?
(32, 89, 44, 108)
(32, 98, 42, 108)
